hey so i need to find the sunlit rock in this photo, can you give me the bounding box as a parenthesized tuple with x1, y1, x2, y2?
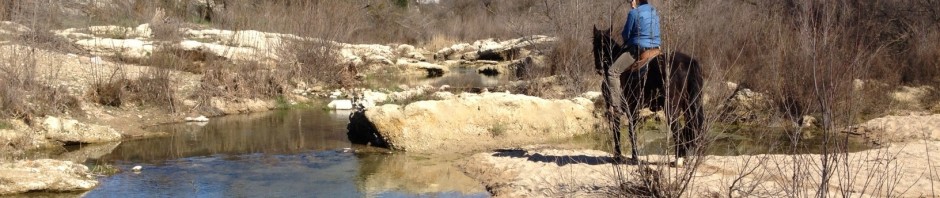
(348, 92, 599, 152)
(0, 159, 98, 195)
(185, 116, 210, 122)
(854, 114, 940, 143)
(42, 116, 122, 144)
(328, 100, 354, 110)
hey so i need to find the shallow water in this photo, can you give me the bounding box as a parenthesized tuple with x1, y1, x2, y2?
(81, 109, 488, 197)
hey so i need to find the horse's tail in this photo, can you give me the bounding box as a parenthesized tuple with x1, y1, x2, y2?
(684, 58, 706, 156)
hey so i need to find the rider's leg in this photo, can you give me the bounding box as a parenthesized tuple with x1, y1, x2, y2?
(606, 53, 635, 112)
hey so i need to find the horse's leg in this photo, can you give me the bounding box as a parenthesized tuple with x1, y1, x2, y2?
(627, 107, 640, 161)
(601, 73, 624, 159)
(612, 112, 625, 160)
(625, 76, 645, 161)
(680, 100, 705, 159)
(665, 101, 685, 166)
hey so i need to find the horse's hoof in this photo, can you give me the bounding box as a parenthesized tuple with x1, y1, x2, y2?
(673, 157, 685, 168)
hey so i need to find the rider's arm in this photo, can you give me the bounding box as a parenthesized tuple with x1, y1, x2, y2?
(621, 10, 637, 45)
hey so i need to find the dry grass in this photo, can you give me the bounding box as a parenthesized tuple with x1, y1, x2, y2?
(87, 69, 177, 111)
(197, 61, 285, 100)
(0, 47, 80, 124)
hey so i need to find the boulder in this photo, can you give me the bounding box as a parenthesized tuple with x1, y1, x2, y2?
(328, 100, 354, 110)
(477, 64, 508, 76)
(801, 115, 818, 128)
(387, 85, 435, 102)
(184, 116, 210, 122)
(209, 98, 276, 115)
(719, 87, 772, 123)
(891, 86, 934, 110)
(348, 92, 599, 153)
(0, 21, 30, 37)
(435, 43, 476, 60)
(396, 59, 448, 77)
(580, 92, 602, 101)
(395, 44, 427, 61)
(431, 91, 457, 100)
(436, 35, 556, 61)
(362, 90, 389, 103)
(854, 114, 940, 143)
(74, 38, 153, 59)
(41, 117, 122, 144)
(0, 159, 98, 195)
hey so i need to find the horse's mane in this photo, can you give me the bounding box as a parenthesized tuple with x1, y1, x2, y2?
(592, 27, 624, 72)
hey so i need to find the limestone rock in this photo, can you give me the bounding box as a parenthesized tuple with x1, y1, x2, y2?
(388, 85, 435, 102)
(0, 21, 30, 38)
(395, 44, 427, 61)
(362, 90, 389, 103)
(396, 59, 447, 76)
(720, 87, 771, 123)
(209, 98, 276, 115)
(184, 116, 210, 122)
(801, 115, 817, 128)
(431, 91, 456, 100)
(328, 100, 354, 110)
(0, 159, 98, 195)
(580, 92, 602, 101)
(855, 114, 940, 143)
(435, 35, 556, 61)
(347, 92, 599, 153)
(74, 38, 153, 59)
(891, 86, 934, 110)
(41, 117, 122, 144)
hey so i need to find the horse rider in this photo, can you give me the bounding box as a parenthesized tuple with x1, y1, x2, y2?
(606, 0, 662, 114)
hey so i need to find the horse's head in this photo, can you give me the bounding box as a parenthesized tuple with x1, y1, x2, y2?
(592, 25, 620, 71)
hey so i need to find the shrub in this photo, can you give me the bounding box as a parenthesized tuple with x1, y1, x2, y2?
(0, 47, 81, 123)
(87, 68, 177, 112)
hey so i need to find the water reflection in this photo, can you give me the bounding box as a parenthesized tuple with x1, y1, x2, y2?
(84, 109, 488, 197)
(100, 110, 352, 163)
(356, 153, 486, 197)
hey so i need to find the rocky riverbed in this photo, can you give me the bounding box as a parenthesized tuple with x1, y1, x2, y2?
(1, 16, 938, 197)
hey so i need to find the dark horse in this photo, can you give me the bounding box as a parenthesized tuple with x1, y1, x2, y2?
(592, 26, 705, 161)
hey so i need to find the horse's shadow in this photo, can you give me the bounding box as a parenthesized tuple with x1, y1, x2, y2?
(491, 149, 669, 166)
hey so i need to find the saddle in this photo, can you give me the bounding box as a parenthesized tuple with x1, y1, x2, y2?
(627, 48, 662, 72)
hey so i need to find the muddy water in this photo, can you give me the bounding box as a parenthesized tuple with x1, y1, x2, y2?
(83, 109, 488, 197)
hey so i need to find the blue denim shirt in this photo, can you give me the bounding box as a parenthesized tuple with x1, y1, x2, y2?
(622, 3, 661, 49)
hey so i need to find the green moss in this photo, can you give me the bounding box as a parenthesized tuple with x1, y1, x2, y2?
(88, 163, 120, 176)
(488, 122, 507, 137)
(393, 0, 410, 8)
(0, 120, 11, 130)
(275, 96, 290, 109)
